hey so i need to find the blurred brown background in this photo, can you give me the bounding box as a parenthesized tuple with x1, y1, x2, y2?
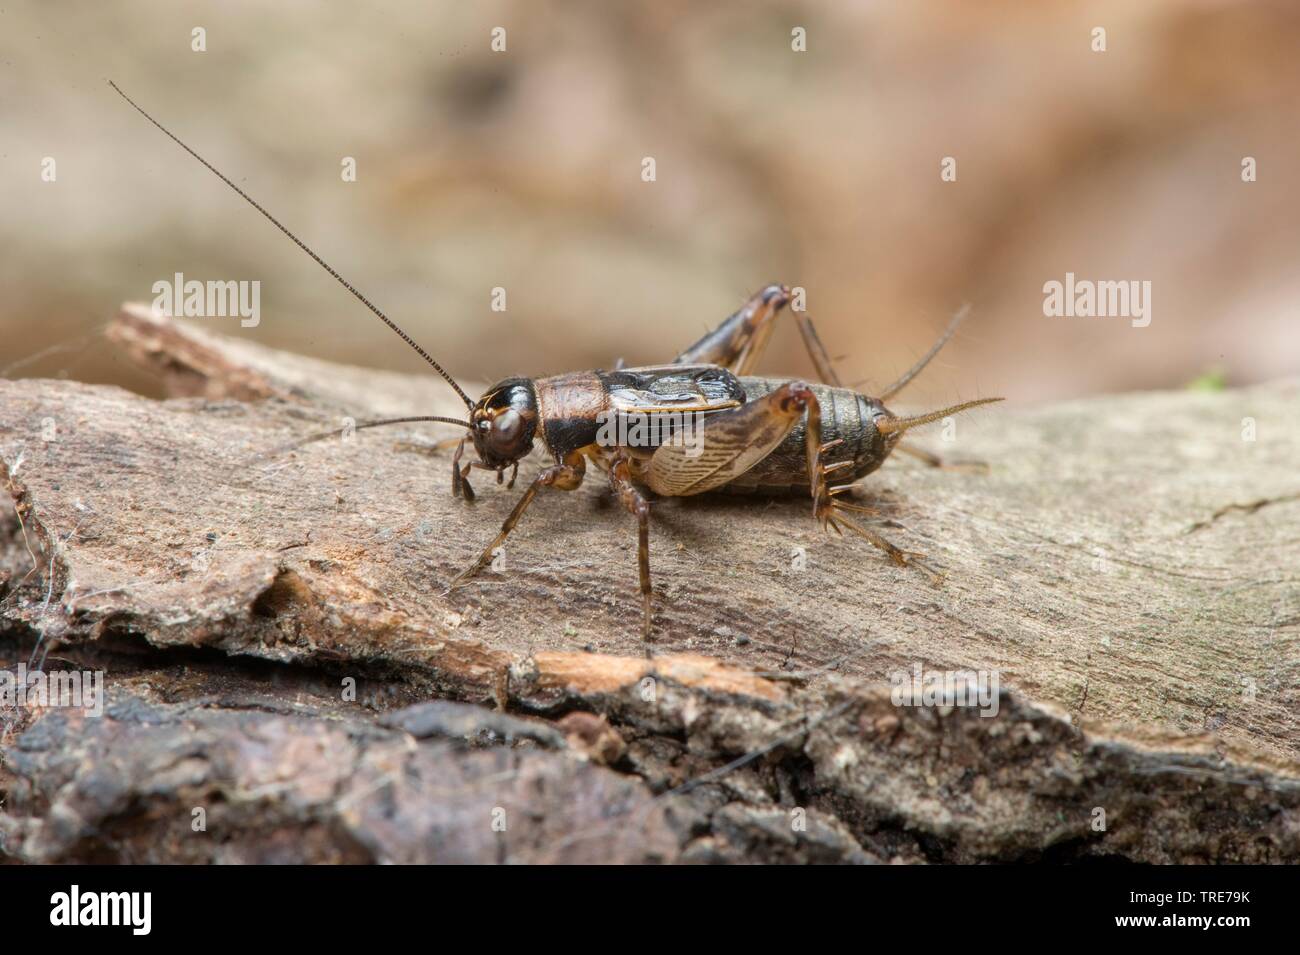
(2, 0, 1298, 409)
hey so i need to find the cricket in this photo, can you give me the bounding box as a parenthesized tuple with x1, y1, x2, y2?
(110, 81, 1001, 638)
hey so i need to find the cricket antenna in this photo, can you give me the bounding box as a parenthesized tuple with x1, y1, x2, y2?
(253, 414, 471, 462)
(108, 80, 475, 411)
(877, 304, 971, 401)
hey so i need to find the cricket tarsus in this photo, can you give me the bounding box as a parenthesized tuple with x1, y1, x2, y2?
(107, 80, 473, 410)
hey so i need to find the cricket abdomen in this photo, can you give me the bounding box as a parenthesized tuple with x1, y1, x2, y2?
(718, 378, 890, 496)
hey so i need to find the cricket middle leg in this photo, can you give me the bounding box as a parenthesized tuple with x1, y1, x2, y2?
(608, 454, 655, 638)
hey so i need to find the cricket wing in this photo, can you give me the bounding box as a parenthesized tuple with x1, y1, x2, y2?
(643, 386, 804, 496)
(601, 364, 746, 415)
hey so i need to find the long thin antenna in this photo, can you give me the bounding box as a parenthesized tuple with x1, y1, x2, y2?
(254, 415, 470, 461)
(109, 80, 475, 410)
(877, 304, 971, 401)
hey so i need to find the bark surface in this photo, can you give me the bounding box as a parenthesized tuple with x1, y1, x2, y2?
(1, 305, 1296, 863)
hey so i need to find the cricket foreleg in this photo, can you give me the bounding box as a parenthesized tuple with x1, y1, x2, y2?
(450, 456, 585, 587)
(451, 436, 476, 501)
(609, 456, 655, 638)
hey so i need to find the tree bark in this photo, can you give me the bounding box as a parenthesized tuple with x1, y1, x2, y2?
(0, 304, 1296, 863)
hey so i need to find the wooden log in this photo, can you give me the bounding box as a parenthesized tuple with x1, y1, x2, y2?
(0, 304, 1296, 863)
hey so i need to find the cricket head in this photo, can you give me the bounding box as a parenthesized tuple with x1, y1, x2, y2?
(469, 377, 539, 468)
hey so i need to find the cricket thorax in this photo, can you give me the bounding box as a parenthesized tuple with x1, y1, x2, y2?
(535, 364, 747, 458)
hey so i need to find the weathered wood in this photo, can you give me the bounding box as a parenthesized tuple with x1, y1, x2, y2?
(1, 304, 1297, 863)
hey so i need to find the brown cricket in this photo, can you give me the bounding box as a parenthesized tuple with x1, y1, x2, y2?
(112, 82, 1001, 638)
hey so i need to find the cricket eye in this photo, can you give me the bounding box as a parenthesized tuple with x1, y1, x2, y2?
(492, 409, 522, 443)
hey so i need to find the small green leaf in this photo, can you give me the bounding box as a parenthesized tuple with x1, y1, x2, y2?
(1187, 367, 1227, 392)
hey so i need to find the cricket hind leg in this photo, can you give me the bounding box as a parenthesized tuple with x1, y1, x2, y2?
(643, 377, 942, 583)
(805, 409, 943, 584)
(608, 456, 655, 638)
(450, 454, 586, 587)
(673, 284, 844, 385)
(646, 380, 938, 581)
